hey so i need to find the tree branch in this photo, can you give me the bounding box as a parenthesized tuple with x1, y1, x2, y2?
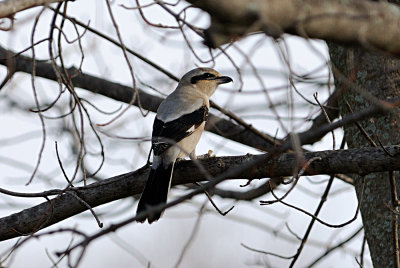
(1, 145, 400, 242)
(187, 0, 400, 56)
(0, 0, 65, 18)
(0, 45, 278, 151)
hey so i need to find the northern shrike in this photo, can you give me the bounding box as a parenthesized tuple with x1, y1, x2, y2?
(136, 67, 233, 223)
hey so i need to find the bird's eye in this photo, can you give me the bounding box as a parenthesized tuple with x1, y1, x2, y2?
(203, 73, 215, 78)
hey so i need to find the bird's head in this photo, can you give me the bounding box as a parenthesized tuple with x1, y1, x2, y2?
(179, 67, 233, 97)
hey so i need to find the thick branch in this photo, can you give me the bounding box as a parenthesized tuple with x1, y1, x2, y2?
(0, 0, 64, 18)
(1, 145, 400, 242)
(187, 0, 400, 55)
(0, 45, 277, 151)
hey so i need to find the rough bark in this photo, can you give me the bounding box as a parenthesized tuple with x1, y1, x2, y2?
(1, 145, 400, 242)
(329, 44, 400, 267)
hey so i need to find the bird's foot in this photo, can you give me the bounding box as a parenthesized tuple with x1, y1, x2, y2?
(197, 150, 216, 159)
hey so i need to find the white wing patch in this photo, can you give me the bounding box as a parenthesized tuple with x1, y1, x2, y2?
(186, 125, 195, 134)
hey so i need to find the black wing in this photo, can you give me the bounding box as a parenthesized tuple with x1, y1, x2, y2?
(152, 105, 208, 155)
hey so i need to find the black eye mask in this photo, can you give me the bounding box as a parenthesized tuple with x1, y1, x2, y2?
(190, 72, 216, 84)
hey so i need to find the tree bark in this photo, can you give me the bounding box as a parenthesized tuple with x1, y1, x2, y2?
(329, 44, 400, 267)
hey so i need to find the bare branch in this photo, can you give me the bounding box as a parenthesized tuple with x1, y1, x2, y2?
(289, 174, 335, 267)
(0, 0, 65, 18)
(307, 226, 363, 268)
(0, 45, 278, 151)
(187, 0, 400, 56)
(1, 145, 400, 241)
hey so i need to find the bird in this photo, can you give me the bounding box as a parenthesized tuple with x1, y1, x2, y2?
(136, 67, 233, 223)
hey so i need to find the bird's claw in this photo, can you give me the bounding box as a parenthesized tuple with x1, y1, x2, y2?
(197, 150, 216, 159)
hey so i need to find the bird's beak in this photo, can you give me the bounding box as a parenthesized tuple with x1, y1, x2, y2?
(215, 76, 233, 84)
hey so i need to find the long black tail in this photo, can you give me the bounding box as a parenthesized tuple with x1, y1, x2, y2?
(136, 163, 174, 223)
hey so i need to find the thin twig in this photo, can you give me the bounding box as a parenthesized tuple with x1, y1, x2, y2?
(288, 174, 335, 268)
(288, 114, 347, 267)
(174, 203, 205, 268)
(285, 222, 302, 241)
(359, 235, 367, 266)
(47, 5, 179, 81)
(260, 156, 322, 205)
(269, 176, 365, 229)
(55, 141, 73, 187)
(0, 64, 15, 91)
(306, 227, 363, 267)
(194, 182, 234, 216)
(0, 187, 64, 198)
(67, 192, 103, 228)
(241, 243, 295, 259)
(25, 6, 48, 186)
(345, 100, 377, 147)
(314, 92, 335, 149)
(376, 134, 395, 157)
